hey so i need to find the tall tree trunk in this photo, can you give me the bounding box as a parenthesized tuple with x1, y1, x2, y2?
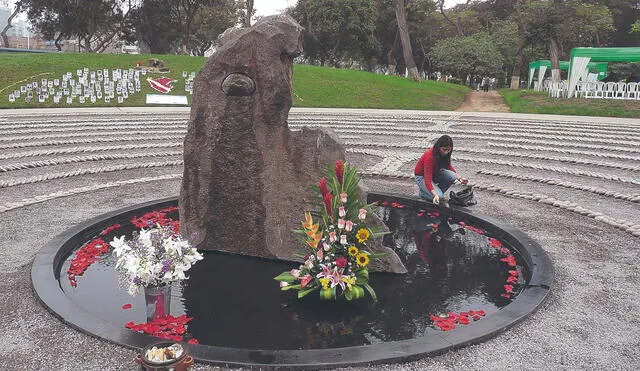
(244, 0, 254, 27)
(181, 18, 193, 55)
(1, 5, 20, 47)
(511, 46, 524, 89)
(393, 0, 420, 82)
(548, 37, 561, 82)
(511, 0, 525, 89)
(387, 30, 400, 75)
(55, 34, 63, 52)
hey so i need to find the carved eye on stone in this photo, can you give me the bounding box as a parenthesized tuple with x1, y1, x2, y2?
(222, 73, 255, 96)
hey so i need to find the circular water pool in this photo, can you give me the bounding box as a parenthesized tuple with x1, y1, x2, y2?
(32, 193, 553, 368)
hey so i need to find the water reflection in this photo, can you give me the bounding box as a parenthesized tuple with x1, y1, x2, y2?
(61, 202, 525, 350)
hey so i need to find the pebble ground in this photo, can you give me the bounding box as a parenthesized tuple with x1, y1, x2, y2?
(0, 107, 638, 370)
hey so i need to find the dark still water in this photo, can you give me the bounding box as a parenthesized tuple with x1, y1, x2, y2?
(60, 203, 527, 350)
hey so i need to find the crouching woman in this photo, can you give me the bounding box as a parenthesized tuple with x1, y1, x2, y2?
(414, 135, 467, 205)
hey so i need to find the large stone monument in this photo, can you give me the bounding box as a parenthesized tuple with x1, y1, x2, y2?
(180, 15, 406, 273)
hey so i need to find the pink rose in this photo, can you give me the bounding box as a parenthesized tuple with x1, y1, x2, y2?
(339, 206, 346, 217)
(358, 209, 367, 221)
(345, 220, 354, 232)
(329, 231, 337, 242)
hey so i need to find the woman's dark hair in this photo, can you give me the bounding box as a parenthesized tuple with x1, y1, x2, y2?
(432, 135, 453, 168)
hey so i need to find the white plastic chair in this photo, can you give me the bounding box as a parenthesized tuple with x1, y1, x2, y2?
(626, 82, 638, 99)
(574, 82, 589, 98)
(594, 82, 605, 98)
(583, 82, 597, 98)
(615, 82, 627, 99)
(604, 82, 616, 99)
(549, 81, 566, 98)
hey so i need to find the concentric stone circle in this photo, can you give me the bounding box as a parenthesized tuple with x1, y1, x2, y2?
(0, 107, 638, 369)
(2, 108, 637, 237)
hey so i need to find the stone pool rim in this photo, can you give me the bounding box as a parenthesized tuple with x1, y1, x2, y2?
(32, 193, 553, 370)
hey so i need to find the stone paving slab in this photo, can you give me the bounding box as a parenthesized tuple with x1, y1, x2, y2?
(0, 108, 638, 370)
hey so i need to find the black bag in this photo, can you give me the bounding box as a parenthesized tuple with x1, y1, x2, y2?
(449, 187, 477, 207)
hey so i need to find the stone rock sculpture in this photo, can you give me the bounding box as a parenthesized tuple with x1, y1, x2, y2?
(180, 15, 406, 273)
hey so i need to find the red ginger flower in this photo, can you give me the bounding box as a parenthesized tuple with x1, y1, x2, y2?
(323, 193, 333, 216)
(319, 177, 329, 196)
(335, 160, 343, 185)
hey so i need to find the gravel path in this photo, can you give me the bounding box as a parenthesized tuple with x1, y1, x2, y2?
(0, 107, 638, 370)
(456, 91, 510, 112)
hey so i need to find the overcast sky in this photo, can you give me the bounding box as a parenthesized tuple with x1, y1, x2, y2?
(254, 0, 297, 17)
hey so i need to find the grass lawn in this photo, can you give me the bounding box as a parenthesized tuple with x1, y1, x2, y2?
(0, 52, 469, 111)
(500, 89, 640, 118)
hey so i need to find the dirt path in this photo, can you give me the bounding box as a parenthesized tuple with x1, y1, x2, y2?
(456, 90, 510, 112)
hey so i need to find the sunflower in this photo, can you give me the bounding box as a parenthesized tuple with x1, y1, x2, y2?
(355, 228, 370, 243)
(356, 252, 370, 267)
(347, 246, 359, 256)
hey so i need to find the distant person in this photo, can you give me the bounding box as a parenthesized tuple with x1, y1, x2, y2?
(474, 76, 482, 91)
(414, 135, 468, 205)
(482, 77, 489, 92)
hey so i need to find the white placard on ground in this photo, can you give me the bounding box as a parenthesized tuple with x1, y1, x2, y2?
(146, 94, 189, 105)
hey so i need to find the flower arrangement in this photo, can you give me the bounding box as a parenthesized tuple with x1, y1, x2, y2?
(274, 160, 385, 301)
(110, 225, 203, 296)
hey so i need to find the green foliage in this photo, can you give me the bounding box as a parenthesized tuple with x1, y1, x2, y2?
(290, 0, 379, 67)
(190, 0, 243, 56)
(630, 20, 640, 35)
(568, 2, 615, 47)
(21, 0, 125, 52)
(428, 33, 504, 80)
(123, 0, 181, 54)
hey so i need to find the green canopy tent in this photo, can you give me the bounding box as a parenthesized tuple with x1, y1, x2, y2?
(567, 47, 640, 97)
(528, 60, 607, 91)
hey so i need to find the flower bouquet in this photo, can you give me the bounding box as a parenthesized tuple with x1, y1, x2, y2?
(110, 225, 203, 296)
(274, 160, 385, 301)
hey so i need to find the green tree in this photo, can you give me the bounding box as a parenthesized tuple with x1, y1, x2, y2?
(289, 0, 379, 67)
(567, 2, 615, 47)
(589, 0, 640, 46)
(631, 19, 640, 34)
(428, 32, 504, 81)
(122, 0, 181, 54)
(189, 0, 242, 56)
(22, 0, 127, 52)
